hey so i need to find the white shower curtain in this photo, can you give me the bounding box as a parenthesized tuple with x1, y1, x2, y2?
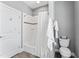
(35, 11, 55, 58)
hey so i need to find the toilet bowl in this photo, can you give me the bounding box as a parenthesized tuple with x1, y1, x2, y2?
(59, 47, 71, 58)
(59, 37, 71, 58)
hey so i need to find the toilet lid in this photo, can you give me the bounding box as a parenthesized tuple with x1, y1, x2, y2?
(59, 47, 71, 57)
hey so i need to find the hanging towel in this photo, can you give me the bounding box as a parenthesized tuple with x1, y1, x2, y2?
(47, 18, 55, 51)
(54, 20, 59, 38)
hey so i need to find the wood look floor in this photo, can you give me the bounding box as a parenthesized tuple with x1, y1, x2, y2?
(11, 51, 39, 58)
(11, 51, 76, 58)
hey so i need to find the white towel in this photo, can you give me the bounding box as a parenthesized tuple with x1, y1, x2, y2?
(47, 18, 55, 51)
(54, 20, 59, 31)
(54, 20, 59, 38)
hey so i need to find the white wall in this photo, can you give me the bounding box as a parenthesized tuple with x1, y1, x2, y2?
(48, 1, 55, 20)
(1, 1, 32, 15)
(55, 1, 75, 52)
(74, 2, 79, 57)
(32, 5, 48, 16)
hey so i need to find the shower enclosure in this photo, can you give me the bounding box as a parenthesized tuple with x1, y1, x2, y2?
(23, 11, 49, 57)
(23, 7, 55, 58)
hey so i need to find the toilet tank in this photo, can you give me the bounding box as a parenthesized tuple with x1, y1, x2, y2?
(59, 38, 70, 47)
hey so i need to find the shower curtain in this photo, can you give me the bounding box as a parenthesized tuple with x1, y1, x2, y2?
(35, 11, 55, 58)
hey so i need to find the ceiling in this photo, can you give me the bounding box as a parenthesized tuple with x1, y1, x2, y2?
(24, 1, 48, 9)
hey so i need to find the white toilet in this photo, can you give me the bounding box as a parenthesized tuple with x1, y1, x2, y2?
(59, 36, 71, 58)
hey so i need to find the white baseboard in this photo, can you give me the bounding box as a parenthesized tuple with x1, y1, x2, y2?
(0, 44, 36, 58)
(0, 46, 76, 58)
(23, 45, 36, 56)
(0, 48, 23, 58)
(8, 48, 23, 58)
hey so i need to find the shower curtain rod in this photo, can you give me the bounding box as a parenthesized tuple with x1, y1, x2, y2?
(24, 22, 37, 25)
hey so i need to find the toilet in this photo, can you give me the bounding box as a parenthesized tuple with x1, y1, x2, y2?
(59, 36, 71, 58)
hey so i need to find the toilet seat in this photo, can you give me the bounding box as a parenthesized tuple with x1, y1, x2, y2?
(59, 47, 71, 58)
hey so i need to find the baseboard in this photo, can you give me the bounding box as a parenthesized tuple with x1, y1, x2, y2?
(0, 45, 36, 58)
(8, 48, 23, 58)
(23, 45, 36, 56)
(0, 48, 23, 58)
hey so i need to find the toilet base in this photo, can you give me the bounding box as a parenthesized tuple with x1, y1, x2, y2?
(55, 51, 76, 58)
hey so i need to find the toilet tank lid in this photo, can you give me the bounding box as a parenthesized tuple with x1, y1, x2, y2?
(60, 36, 68, 39)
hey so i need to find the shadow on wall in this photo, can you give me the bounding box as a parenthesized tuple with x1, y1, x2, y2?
(55, 1, 75, 53)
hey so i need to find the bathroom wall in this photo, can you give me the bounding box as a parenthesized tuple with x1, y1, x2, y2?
(1, 1, 32, 15)
(55, 1, 75, 52)
(74, 2, 79, 57)
(32, 5, 48, 16)
(48, 1, 55, 20)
